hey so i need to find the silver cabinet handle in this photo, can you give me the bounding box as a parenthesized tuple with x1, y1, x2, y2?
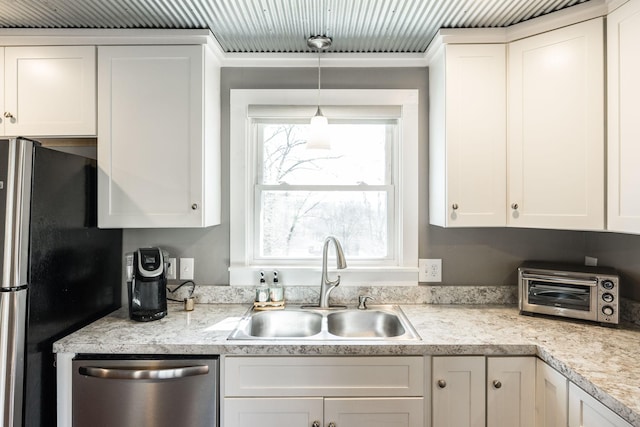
(191, 203, 198, 210)
(452, 203, 458, 210)
(4, 112, 14, 119)
(79, 365, 209, 380)
(328, 423, 336, 427)
(511, 203, 519, 210)
(437, 379, 446, 388)
(312, 422, 320, 427)
(493, 380, 502, 389)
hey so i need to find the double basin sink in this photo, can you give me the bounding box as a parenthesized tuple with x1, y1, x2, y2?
(228, 304, 420, 341)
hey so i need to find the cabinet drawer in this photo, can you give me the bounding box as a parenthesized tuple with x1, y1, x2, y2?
(224, 356, 424, 397)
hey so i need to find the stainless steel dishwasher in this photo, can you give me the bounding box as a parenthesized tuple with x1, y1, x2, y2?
(72, 356, 218, 427)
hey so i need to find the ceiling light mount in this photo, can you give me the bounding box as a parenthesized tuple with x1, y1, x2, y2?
(307, 35, 332, 51)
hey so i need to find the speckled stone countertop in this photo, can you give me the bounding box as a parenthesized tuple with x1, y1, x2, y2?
(54, 303, 640, 426)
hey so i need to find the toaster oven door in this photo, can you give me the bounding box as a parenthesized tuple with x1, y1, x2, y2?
(520, 274, 598, 321)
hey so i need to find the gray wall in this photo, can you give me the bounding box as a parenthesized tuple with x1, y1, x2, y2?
(123, 67, 640, 301)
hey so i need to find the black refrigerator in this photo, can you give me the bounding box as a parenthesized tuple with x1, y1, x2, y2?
(0, 138, 122, 427)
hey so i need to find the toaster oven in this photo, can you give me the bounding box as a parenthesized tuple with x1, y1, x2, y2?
(518, 261, 619, 325)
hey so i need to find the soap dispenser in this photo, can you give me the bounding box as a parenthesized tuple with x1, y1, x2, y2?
(255, 271, 269, 303)
(269, 271, 284, 302)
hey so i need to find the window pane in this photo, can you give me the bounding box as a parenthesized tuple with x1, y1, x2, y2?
(259, 190, 389, 259)
(260, 123, 391, 185)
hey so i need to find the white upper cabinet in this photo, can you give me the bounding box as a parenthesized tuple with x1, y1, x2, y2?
(97, 44, 221, 228)
(607, 0, 640, 234)
(1, 46, 96, 137)
(429, 44, 507, 227)
(508, 18, 605, 230)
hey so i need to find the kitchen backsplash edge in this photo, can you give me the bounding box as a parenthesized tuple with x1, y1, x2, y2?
(170, 284, 519, 305)
(167, 284, 640, 326)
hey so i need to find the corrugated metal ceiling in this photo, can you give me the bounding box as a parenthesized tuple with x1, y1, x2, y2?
(0, 0, 591, 53)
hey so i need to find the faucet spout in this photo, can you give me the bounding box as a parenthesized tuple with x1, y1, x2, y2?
(318, 236, 347, 308)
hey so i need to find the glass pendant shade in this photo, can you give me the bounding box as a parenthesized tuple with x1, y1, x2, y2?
(308, 107, 330, 149)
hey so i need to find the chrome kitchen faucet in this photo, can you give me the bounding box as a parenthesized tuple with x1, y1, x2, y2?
(318, 236, 347, 308)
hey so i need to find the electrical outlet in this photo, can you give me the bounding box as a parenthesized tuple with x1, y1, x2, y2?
(585, 256, 598, 266)
(419, 259, 442, 282)
(180, 258, 194, 280)
(167, 257, 177, 280)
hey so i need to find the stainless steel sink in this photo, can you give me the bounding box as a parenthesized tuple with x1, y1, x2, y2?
(327, 310, 406, 338)
(241, 310, 322, 338)
(227, 305, 420, 341)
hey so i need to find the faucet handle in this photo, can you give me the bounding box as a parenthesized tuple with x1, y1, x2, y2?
(358, 295, 373, 310)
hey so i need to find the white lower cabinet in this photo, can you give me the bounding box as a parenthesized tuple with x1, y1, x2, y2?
(568, 383, 632, 427)
(224, 398, 323, 427)
(432, 356, 535, 427)
(536, 359, 632, 427)
(535, 359, 568, 427)
(224, 397, 423, 427)
(223, 356, 424, 427)
(432, 356, 485, 427)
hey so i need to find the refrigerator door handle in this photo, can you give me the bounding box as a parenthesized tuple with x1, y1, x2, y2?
(2, 138, 34, 290)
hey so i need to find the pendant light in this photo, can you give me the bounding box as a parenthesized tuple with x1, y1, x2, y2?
(307, 35, 332, 150)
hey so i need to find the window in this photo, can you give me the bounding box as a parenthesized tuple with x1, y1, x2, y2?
(230, 90, 418, 286)
(256, 118, 396, 260)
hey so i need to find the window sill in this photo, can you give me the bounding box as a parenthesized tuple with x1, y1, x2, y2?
(228, 266, 419, 287)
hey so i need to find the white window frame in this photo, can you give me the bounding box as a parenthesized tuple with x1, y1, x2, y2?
(230, 89, 419, 286)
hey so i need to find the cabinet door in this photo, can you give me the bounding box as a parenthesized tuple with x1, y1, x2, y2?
(4, 46, 96, 136)
(0, 47, 4, 134)
(607, 0, 640, 233)
(224, 397, 323, 427)
(429, 44, 506, 227)
(325, 398, 424, 427)
(508, 18, 604, 230)
(568, 383, 631, 427)
(535, 359, 568, 427)
(97, 45, 206, 228)
(487, 357, 535, 427)
(432, 356, 485, 427)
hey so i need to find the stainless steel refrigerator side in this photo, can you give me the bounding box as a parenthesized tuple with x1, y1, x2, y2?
(0, 291, 26, 427)
(0, 138, 34, 427)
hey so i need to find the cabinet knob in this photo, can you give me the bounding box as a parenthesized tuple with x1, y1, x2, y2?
(4, 112, 14, 119)
(452, 203, 458, 210)
(511, 203, 519, 210)
(312, 422, 320, 427)
(191, 203, 198, 210)
(437, 379, 447, 388)
(328, 423, 336, 427)
(493, 380, 502, 389)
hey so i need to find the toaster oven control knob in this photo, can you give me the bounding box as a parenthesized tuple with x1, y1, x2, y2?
(601, 280, 615, 290)
(602, 306, 614, 316)
(602, 292, 614, 303)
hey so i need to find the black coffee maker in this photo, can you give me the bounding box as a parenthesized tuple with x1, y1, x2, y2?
(125, 247, 169, 322)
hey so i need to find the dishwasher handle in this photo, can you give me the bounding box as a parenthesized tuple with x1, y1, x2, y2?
(78, 365, 210, 380)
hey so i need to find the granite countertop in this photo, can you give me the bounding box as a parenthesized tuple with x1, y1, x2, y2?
(54, 303, 640, 426)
